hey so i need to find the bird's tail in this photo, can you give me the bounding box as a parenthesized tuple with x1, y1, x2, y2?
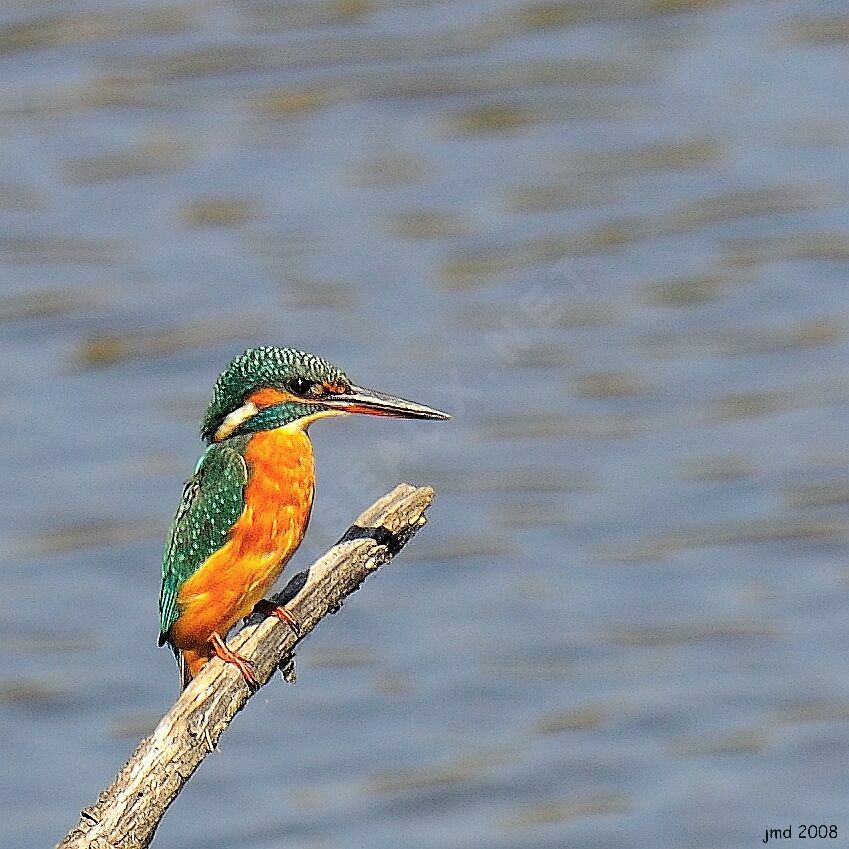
(172, 645, 193, 691)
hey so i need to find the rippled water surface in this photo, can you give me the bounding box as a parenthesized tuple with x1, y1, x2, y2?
(3, 1, 849, 847)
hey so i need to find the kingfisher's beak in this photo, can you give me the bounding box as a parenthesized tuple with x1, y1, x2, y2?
(322, 385, 450, 420)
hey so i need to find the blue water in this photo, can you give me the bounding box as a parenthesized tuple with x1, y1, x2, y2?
(3, 1, 849, 847)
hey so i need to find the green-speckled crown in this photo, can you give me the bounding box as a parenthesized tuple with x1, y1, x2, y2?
(201, 347, 350, 442)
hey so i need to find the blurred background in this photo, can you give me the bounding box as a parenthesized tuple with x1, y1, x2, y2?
(2, 1, 849, 847)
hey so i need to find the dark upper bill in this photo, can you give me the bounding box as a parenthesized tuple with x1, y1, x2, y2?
(321, 385, 450, 420)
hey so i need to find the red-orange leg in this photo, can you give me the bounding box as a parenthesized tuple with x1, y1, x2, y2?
(209, 633, 258, 689)
(253, 599, 301, 636)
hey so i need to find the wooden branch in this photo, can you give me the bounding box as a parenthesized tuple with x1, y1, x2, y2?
(56, 483, 436, 849)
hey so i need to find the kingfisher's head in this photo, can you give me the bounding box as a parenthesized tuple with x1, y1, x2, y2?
(201, 346, 449, 443)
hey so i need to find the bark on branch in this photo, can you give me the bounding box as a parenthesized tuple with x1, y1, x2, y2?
(57, 483, 436, 849)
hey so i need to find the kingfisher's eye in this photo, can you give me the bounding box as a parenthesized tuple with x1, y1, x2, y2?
(289, 377, 323, 397)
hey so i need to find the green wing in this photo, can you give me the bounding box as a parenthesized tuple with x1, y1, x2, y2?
(158, 440, 249, 643)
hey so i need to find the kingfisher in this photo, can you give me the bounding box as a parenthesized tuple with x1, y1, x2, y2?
(158, 346, 449, 690)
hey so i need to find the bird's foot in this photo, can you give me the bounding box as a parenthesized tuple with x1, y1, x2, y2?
(209, 633, 258, 690)
(253, 598, 301, 637)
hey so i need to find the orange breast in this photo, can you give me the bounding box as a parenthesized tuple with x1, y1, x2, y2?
(170, 428, 315, 650)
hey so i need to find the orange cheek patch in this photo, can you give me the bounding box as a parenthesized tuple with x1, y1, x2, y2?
(248, 387, 296, 408)
(324, 381, 349, 394)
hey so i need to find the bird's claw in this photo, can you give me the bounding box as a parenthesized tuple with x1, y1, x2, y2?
(209, 633, 259, 690)
(253, 599, 302, 637)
